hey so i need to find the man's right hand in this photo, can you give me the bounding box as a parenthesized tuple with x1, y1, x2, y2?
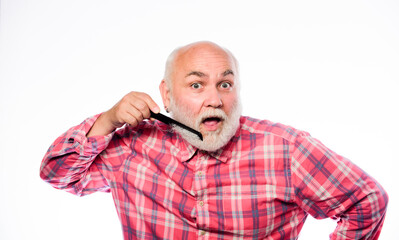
(87, 91, 160, 137)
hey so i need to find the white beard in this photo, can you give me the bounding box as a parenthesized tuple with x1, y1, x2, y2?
(168, 97, 242, 152)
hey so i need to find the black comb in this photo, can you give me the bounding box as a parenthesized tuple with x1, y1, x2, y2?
(150, 111, 203, 141)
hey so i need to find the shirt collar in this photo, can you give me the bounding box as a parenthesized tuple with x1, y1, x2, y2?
(174, 136, 198, 162)
(207, 132, 239, 163)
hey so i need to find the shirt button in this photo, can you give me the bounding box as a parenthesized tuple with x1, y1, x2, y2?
(199, 201, 204, 207)
(199, 230, 206, 236)
(197, 171, 203, 177)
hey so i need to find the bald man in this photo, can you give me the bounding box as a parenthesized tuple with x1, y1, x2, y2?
(41, 41, 388, 239)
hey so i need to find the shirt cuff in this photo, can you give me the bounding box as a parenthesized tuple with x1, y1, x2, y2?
(67, 113, 114, 157)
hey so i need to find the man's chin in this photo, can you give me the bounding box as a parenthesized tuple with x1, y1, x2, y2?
(173, 120, 238, 152)
(174, 127, 230, 152)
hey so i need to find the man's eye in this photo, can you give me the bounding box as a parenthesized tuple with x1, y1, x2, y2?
(220, 82, 232, 89)
(191, 83, 202, 89)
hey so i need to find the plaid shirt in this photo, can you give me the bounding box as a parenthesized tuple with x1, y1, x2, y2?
(40, 114, 388, 239)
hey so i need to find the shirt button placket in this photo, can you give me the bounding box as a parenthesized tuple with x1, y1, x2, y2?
(197, 171, 205, 210)
(197, 171, 203, 177)
(196, 154, 207, 233)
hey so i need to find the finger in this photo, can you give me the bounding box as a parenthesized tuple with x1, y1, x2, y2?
(122, 91, 159, 119)
(124, 116, 138, 128)
(126, 105, 147, 125)
(138, 92, 160, 114)
(128, 98, 150, 119)
(121, 110, 141, 128)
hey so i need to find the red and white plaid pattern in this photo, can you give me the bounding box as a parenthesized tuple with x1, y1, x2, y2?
(40, 114, 388, 239)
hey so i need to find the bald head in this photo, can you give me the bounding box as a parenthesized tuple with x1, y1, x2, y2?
(163, 41, 240, 91)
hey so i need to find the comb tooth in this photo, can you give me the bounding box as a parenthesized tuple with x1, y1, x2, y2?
(150, 111, 203, 141)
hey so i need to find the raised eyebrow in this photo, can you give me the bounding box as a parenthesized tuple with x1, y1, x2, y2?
(223, 69, 234, 77)
(185, 71, 207, 78)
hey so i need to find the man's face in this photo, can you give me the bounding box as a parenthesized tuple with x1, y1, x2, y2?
(162, 43, 241, 151)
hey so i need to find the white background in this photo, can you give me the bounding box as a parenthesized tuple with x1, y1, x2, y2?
(1, 0, 398, 239)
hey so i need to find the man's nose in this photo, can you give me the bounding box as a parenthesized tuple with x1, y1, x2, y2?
(204, 87, 222, 108)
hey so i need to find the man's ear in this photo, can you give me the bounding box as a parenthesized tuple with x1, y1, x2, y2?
(159, 79, 170, 111)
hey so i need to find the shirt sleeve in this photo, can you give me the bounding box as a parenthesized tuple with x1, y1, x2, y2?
(291, 133, 388, 239)
(40, 114, 114, 196)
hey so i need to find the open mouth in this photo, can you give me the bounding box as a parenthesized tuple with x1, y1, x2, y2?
(203, 117, 222, 124)
(201, 116, 223, 131)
